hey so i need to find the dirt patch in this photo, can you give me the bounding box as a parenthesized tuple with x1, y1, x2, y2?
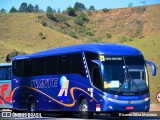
(150, 103, 160, 111)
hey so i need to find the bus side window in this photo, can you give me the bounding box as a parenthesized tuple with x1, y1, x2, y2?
(7, 67, 11, 80)
(71, 53, 86, 77)
(92, 64, 101, 90)
(34, 57, 45, 76)
(0, 66, 11, 80)
(58, 54, 71, 74)
(13, 60, 24, 77)
(46, 56, 58, 75)
(23, 59, 34, 77)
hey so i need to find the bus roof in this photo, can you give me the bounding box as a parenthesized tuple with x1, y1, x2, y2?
(0, 62, 12, 66)
(13, 43, 142, 60)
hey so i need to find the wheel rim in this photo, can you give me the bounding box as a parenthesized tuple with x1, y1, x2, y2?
(81, 103, 88, 111)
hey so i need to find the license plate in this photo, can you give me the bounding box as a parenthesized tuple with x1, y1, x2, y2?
(126, 106, 134, 110)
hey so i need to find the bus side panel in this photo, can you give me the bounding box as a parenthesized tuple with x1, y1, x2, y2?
(12, 74, 100, 112)
(0, 80, 12, 109)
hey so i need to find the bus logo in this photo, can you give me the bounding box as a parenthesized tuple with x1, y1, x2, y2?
(128, 101, 131, 104)
(0, 84, 12, 104)
(58, 76, 69, 97)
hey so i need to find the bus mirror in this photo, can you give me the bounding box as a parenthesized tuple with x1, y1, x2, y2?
(146, 60, 156, 76)
(91, 60, 104, 75)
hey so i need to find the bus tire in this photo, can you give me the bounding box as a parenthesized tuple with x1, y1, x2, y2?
(28, 99, 36, 113)
(79, 99, 93, 119)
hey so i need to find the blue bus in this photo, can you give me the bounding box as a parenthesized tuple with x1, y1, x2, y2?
(12, 43, 156, 118)
(0, 63, 12, 109)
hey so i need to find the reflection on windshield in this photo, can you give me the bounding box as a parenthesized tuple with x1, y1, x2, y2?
(102, 56, 148, 95)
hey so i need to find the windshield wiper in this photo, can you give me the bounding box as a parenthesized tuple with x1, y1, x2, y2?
(117, 57, 129, 94)
(130, 78, 141, 94)
(117, 57, 141, 95)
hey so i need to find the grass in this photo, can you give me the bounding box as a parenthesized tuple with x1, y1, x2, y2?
(86, 4, 160, 42)
(0, 13, 82, 62)
(125, 34, 160, 103)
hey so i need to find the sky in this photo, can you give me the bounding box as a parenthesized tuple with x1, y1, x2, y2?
(0, 0, 160, 12)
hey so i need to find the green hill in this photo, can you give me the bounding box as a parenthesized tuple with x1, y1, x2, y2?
(0, 4, 159, 103)
(0, 13, 82, 62)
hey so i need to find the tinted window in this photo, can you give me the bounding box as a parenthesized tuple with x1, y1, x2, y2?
(0, 66, 11, 80)
(125, 56, 145, 65)
(46, 56, 58, 75)
(23, 59, 34, 77)
(85, 52, 98, 79)
(92, 65, 101, 89)
(34, 57, 45, 76)
(13, 60, 24, 77)
(58, 55, 71, 74)
(71, 53, 86, 77)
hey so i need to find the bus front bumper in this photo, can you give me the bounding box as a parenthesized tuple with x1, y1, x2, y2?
(101, 98, 150, 112)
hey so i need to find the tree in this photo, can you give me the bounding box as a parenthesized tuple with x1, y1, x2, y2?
(53, 9, 56, 13)
(19, 2, 28, 12)
(34, 5, 39, 13)
(128, 3, 133, 7)
(140, 1, 146, 6)
(9, 7, 18, 13)
(89, 5, 95, 11)
(28, 3, 34, 12)
(58, 8, 60, 13)
(0, 8, 6, 13)
(74, 2, 86, 11)
(66, 6, 76, 16)
(39, 9, 44, 13)
(46, 6, 53, 13)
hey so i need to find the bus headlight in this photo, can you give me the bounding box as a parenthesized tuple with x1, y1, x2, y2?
(144, 97, 149, 101)
(108, 105, 113, 109)
(108, 97, 114, 102)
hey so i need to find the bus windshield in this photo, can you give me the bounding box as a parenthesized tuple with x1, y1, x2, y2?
(102, 56, 148, 95)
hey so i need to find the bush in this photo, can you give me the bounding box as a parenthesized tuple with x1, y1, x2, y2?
(79, 13, 89, 22)
(74, 17, 84, 26)
(41, 36, 46, 39)
(92, 38, 102, 43)
(46, 13, 58, 22)
(41, 20, 47, 26)
(38, 32, 46, 40)
(6, 51, 25, 63)
(102, 8, 109, 13)
(74, 13, 89, 26)
(38, 32, 43, 37)
(118, 36, 133, 43)
(85, 28, 94, 36)
(66, 6, 76, 16)
(70, 32, 77, 38)
(59, 15, 66, 23)
(106, 33, 112, 39)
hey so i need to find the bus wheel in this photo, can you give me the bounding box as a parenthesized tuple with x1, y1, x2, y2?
(28, 99, 36, 113)
(79, 99, 93, 119)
